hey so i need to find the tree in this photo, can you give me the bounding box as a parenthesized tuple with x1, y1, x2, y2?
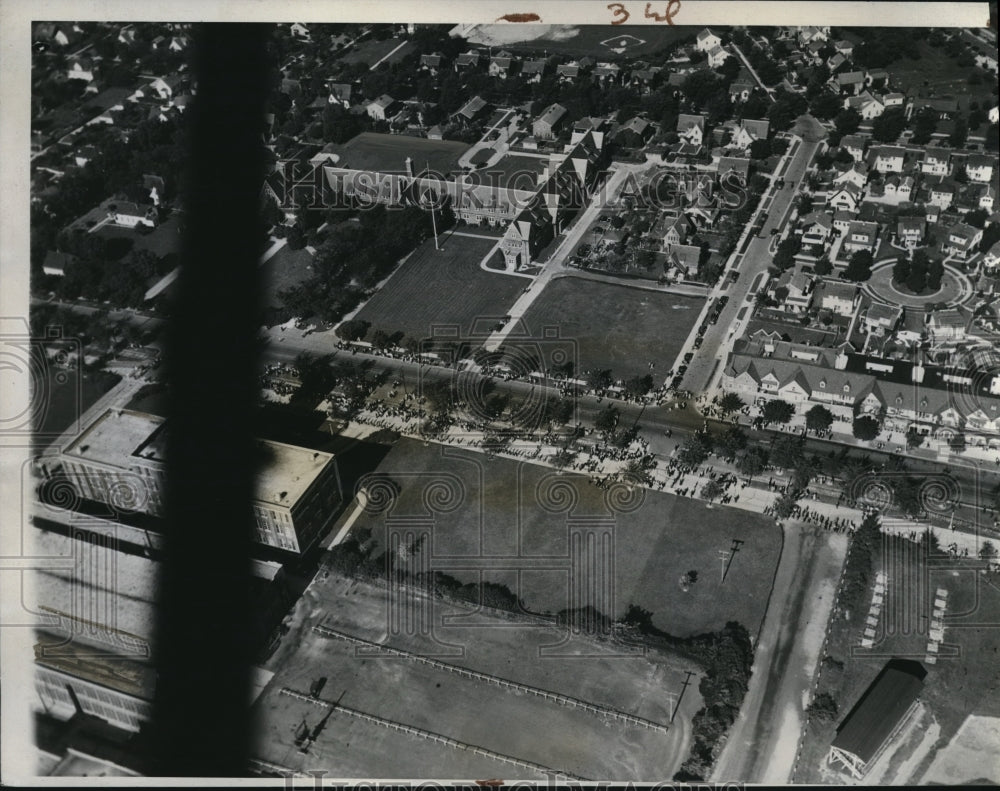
(773, 236, 800, 271)
(980, 540, 998, 561)
(761, 399, 794, 425)
(871, 107, 908, 143)
(964, 208, 989, 229)
(809, 91, 842, 121)
(805, 404, 834, 434)
(853, 415, 880, 441)
(586, 368, 613, 390)
(834, 108, 862, 135)
(716, 426, 748, 461)
(677, 433, 713, 469)
(807, 692, 839, 722)
(701, 479, 725, 502)
(949, 116, 968, 148)
(926, 257, 944, 291)
(906, 249, 929, 292)
(892, 256, 910, 284)
(911, 107, 939, 145)
(771, 435, 805, 469)
(905, 427, 925, 449)
(843, 249, 874, 282)
(738, 446, 769, 478)
(718, 392, 745, 416)
(625, 374, 654, 397)
(338, 318, 370, 341)
(595, 405, 620, 433)
(814, 256, 832, 276)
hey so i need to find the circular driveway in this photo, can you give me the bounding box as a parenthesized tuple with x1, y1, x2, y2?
(865, 259, 971, 309)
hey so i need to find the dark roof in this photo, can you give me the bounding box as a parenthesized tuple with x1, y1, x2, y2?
(832, 659, 926, 764)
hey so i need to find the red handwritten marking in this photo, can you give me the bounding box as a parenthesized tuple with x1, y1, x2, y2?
(645, 0, 681, 24)
(607, 2, 630, 24)
(496, 13, 541, 22)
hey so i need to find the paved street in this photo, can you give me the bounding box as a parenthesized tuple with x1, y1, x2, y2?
(679, 129, 823, 398)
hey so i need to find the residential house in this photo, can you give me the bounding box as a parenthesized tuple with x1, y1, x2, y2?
(615, 116, 654, 149)
(966, 154, 995, 183)
(882, 174, 914, 203)
(863, 302, 903, 335)
(833, 39, 854, 57)
(845, 91, 884, 120)
(521, 58, 549, 83)
(556, 63, 581, 83)
(840, 134, 867, 162)
(926, 309, 968, 342)
(941, 223, 983, 261)
(327, 83, 353, 109)
(707, 46, 730, 68)
(677, 114, 706, 147)
(843, 220, 878, 253)
(108, 201, 157, 228)
(814, 279, 859, 316)
(983, 240, 1000, 271)
(871, 145, 905, 173)
(896, 216, 925, 249)
(454, 50, 482, 71)
(142, 174, 165, 207)
(917, 96, 959, 119)
(454, 95, 489, 126)
(833, 210, 854, 235)
(800, 211, 834, 247)
(730, 118, 770, 152)
(662, 214, 695, 248)
(67, 56, 96, 82)
(592, 62, 622, 86)
(630, 66, 663, 94)
(42, 250, 77, 277)
(366, 94, 399, 121)
(772, 271, 814, 313)
(489, 51, 516, 79)
(667, 244, 702, 279)
(922, 148, 951, 176)
(927, 178, 956, 210)
(964, 183, 995, 212)
(828, 183, 862, 213)
(834, 70, 866, 95)
(882, 92, 905, 108)
(696, 28, 722, 52)
(834, 162, 868, 190)
(419, 53, 444, 75)
(827, 52, 848, 72)
(533, 103, 568, 140)
(729, 77, 755, 103)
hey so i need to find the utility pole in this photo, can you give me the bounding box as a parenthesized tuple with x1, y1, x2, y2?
(718, 549, 729, 584)
(427, 160, 440, 250)
(723, 538, 744, 584)
(672, 670, 696, 723)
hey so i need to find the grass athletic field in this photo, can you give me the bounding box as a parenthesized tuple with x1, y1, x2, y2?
(343, 439, 782, 638)
(352, 234, 525, 342)
(513, 276, 705, 381)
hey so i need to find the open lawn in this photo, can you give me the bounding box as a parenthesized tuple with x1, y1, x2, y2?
(513, 276, 704, 381)
(261, 244, 315, 309)
(351, 234, 524, 342)
(793, 536, 1000, 784)
(95, 213, 182, 261)
(471, 24, 691, 60)
(33, 368, 121, 449)
(886, 40, 996, 113)
(338, 37, 414, 67)
(254, 570, 703, 779)
(343, 439, 782, 639)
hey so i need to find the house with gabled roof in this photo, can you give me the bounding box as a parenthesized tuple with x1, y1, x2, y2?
(896, 216, 925, 249)
(834, 70, 867, 95)
(454, 50, 482, 71)
(846, 91, 884, 120)
(834, 161, 868, 190)
(843, 220, 878, 253)
(729, 118, 770, 152)
(814, 279, 859, 316)
(966, 154, 995, 183)
(707, 45, 729, 68)
(533, 103, 567, 140)
(828, 183, 862, 213)
(677, 113, 706, 147)
(941, 223, 983, 261)
(870, 145, 905, 174)
(489, 51, 517, 79)
(696, 28, 722, 52)
(521, 58, 549, 83)
(800, 211, 834, 247)
(839, 134, 866, 162)
(922, 148, 951, 176)
(366, 94, 399, 121)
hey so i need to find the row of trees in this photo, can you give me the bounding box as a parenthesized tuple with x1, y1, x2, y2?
(892, 249, 945, 294)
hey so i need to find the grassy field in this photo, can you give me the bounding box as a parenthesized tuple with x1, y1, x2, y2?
(793, 536, 1000, 784)
(96, 213, 183, 260)
(351, 234, 524, 342)
(338, 37, 414, 67)
(253, 571, 703, 779)
(344, 439, 782, 639)
(489, 24, 692, 59)
(33, 368, 121, 448)
(885, 40, 996, 113)
(514, 276, 704, 381)
(261, 243, 315, 309)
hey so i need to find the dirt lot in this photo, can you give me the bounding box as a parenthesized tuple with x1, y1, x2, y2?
(254, 573, 703, 780)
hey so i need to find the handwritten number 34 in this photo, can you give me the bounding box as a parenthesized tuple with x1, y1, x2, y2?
(607, 1, 681, 25)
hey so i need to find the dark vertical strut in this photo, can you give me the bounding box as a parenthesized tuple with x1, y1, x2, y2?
(152, 23, 269, 776)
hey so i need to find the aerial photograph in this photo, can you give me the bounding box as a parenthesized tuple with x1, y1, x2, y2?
(11, 9, 1000, 784)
